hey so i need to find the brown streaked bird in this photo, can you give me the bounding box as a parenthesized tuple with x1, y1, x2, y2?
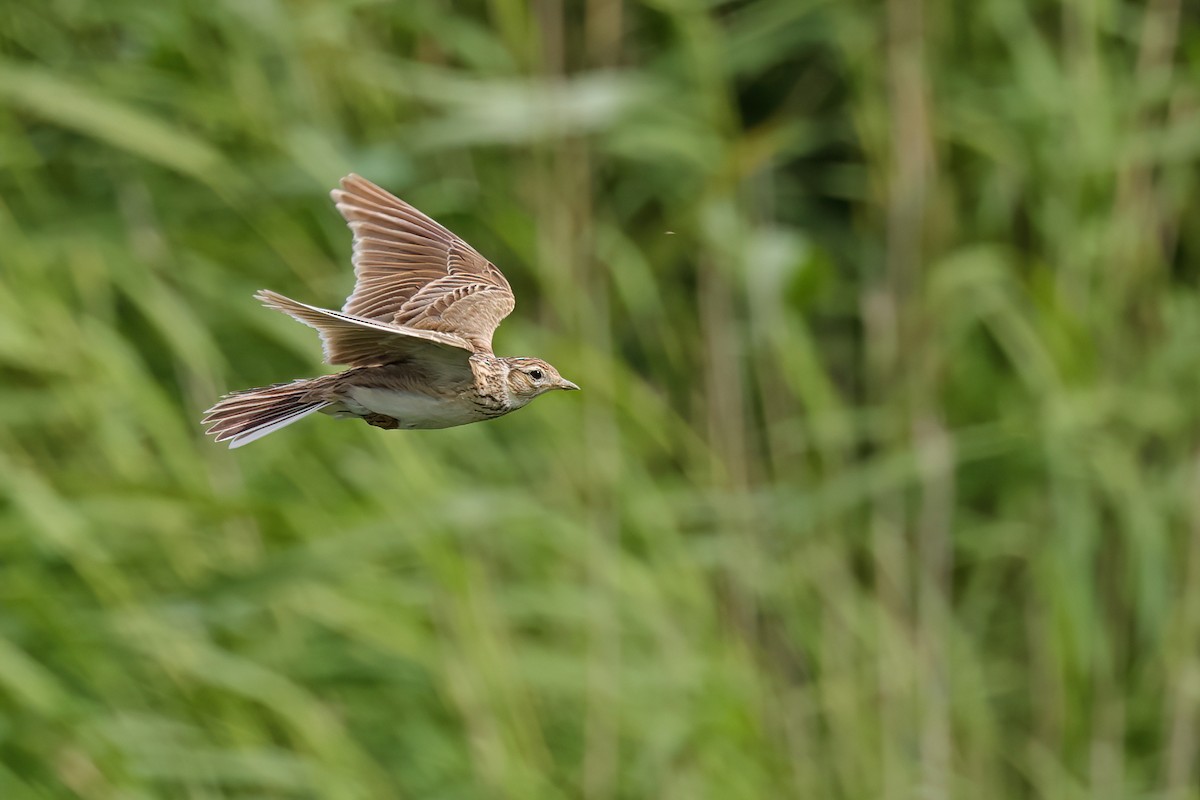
(203, 174, 578, 448)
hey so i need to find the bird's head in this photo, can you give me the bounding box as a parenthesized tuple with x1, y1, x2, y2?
(503, 357, 579, 405)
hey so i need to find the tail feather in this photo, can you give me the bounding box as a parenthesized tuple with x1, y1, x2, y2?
(203, 379, 332, 448)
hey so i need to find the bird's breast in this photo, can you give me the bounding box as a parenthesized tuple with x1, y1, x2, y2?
(345, 386, 502, 429)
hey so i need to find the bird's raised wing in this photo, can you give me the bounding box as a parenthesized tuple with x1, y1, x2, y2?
(331, 174, 516, 355)
(256, 290, 474, 378)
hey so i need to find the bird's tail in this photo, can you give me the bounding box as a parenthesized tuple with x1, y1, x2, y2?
(202, 378, 333, 448)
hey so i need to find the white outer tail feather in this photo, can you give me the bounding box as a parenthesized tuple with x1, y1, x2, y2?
(227, 403, 330, 448)
(203, 379, 332, 448)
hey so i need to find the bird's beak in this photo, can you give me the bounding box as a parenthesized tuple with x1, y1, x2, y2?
(558, 378, 580, 391)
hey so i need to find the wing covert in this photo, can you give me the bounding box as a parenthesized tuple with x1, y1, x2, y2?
(331, 174, 516, 354)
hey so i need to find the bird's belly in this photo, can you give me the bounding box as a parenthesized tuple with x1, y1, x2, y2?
(345, 386, 484, 429)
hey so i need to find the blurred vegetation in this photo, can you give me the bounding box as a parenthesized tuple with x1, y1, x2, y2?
(2, 0, 1200, 797)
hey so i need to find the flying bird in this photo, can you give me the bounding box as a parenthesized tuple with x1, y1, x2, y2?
(203, 175, 578, 448)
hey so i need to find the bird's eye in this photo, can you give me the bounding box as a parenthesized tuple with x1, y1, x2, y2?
(529, 369, 544, 381)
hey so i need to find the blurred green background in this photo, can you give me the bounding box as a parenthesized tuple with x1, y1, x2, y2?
(2, 0, 1200, 797)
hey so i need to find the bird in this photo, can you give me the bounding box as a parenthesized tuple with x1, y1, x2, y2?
(203, 174, 578, 448)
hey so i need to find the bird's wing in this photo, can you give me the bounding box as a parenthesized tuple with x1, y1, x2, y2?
(256, 290, 474, 378)
(331, 174, 516, 355)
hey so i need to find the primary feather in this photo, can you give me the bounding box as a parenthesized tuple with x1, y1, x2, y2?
(332, 174, 516, 354)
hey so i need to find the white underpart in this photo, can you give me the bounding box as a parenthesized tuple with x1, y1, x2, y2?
(345, 386, 485, 429)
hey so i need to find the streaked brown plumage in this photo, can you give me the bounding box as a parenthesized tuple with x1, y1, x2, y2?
(203, 174, 578, 448)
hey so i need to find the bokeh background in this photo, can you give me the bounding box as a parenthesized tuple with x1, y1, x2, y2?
(3, 0, 1200, 797)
